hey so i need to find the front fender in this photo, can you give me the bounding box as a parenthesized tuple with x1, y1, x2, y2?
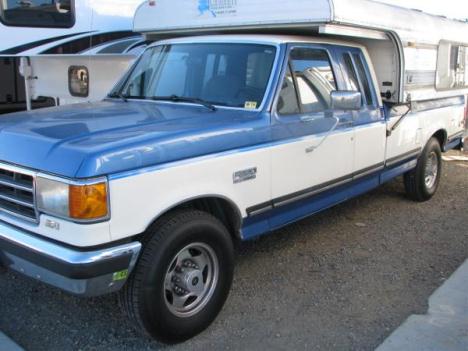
(107, 147, 271, 242)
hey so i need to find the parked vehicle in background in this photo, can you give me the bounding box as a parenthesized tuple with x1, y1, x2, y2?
(0, 0, 467, 345)
(0, 0, 144, 114)
(18, 35, 147, 108)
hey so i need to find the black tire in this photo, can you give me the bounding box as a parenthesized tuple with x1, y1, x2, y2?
(119, 209, 234, 344)
(404, 137, 442, 202)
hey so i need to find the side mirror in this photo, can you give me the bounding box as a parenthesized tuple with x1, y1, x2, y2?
(331, 91, 362, 111)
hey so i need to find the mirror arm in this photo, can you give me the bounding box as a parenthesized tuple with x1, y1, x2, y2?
(387, 103, 412, 137)
(305, 116, 340, 154)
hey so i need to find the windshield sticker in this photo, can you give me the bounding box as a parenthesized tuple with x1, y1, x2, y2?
(245, 101, 258, 109)
(198, 0, 237, 17)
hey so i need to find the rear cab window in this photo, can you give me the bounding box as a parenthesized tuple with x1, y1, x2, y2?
(353, 53, 376, 107)
(339, 48, 382, 124)
(0, 0, 75, 28)
(341, 51, 377, 107)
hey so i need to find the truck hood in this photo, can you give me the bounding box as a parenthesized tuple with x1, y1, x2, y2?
(0, 100, 269, 178)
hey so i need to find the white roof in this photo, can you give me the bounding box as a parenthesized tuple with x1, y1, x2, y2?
(134, 0, 468, 45)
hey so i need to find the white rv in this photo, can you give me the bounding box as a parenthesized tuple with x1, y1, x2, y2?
(0, 0, 467, 344)
(0, 0, 144, 113)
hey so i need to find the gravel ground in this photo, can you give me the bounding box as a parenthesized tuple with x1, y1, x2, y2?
(1, 151, 467, 351)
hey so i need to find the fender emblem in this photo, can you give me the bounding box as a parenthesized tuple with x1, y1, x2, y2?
(233, 168, 257, 184)
(45, 219, 60, 231)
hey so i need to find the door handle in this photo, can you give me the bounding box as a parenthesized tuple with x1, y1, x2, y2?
(338, 121, 354, 128)
(300, 116, 317, 123)
(304, 117, 340, 154)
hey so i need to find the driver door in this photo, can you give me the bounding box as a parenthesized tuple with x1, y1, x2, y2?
(270, 45, 355, 226)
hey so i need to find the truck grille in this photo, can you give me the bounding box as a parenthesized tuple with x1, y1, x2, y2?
(0, 166, 37, 222)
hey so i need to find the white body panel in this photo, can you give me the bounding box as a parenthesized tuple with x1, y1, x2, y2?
(331, 0, 468, 45)
(109, 147, 272, 241)
(385, 114, 422, 161)
(271, 130, 354, 198)
(386, 101, 466, 161)
(134, 0, 332, 34)
(419, 105, 466, 145)
(134, 0, 468, 45)
(354, 122, 387, 171)
(0, 212, 110, 247)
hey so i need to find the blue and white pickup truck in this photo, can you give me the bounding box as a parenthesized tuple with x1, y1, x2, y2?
(1, 0, 467, 344)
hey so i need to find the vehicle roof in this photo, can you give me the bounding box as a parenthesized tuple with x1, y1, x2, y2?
(151, 34, 366, 49)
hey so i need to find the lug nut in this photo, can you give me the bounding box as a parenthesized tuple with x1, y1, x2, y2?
(173, 285, 188, 296)
(175, 265, 185, 273)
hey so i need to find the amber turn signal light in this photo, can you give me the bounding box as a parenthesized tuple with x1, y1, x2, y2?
(69, 183, 108, 220)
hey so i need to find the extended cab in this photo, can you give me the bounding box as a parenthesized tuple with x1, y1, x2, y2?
(0, 0, 467, 344)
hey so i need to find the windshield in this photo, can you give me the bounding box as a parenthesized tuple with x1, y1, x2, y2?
(0, 0, 74, 28)
(115, 43, 277, 109)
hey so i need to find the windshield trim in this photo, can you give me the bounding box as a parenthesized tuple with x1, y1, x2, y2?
(111, 41, 281, 112)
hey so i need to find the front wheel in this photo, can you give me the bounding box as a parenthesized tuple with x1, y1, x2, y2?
(404, 137, 442, 202)
(119, 209, 234, 344)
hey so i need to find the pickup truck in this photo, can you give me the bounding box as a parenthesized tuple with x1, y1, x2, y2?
(0, 34, 465, 343)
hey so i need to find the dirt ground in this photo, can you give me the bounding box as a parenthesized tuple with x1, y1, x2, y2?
(1, 151, 467, 351)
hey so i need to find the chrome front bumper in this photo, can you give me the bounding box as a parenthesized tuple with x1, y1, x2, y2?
(0, 221, 141, 297)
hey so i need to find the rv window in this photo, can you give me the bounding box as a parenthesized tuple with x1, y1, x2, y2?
(0, 0, 75, 28)
(436, 42, 468, 90)
(68, 66, 89, 97)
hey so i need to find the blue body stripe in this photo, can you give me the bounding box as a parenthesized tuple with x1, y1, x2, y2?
(380, 159, 417, 184)
(241, 159, 417, 240)
(444, 137, 463, 152)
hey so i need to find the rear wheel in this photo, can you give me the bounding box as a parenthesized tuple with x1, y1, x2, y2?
(120, 209, 234, 344)
(404, 137, 442, 202)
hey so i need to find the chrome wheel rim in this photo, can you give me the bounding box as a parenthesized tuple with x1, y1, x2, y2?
(163, 243, 219, 318)
(424, 151, 439, 189)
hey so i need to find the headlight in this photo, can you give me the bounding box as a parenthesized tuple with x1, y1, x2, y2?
(36, 176, 109, 221)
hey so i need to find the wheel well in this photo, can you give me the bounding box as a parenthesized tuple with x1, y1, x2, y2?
(432, 130, 447, 149)
(153, 197, 242, 240)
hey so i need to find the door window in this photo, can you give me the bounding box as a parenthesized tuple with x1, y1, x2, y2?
(277, 48, 337, 116)
(0, 0, 75, 28)
(277, 65, 300, 115)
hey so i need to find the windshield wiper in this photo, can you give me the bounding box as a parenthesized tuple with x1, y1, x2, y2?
(151, 95, 217, 111)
